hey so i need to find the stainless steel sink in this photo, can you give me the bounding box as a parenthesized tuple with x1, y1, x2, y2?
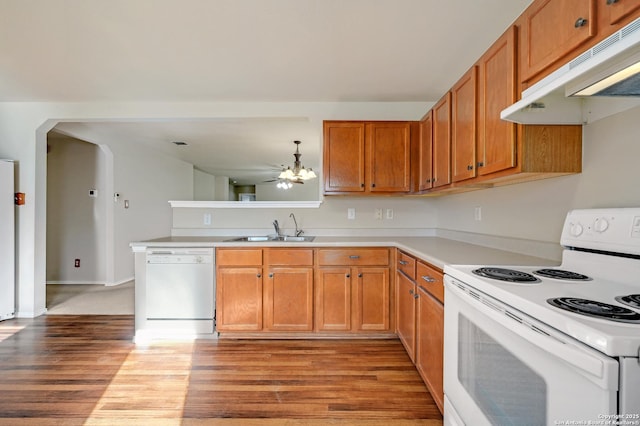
(225, 235, 315, 242)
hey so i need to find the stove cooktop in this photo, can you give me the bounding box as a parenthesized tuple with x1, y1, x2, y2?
(547, 297, 640, 323)
(444, 255, 640, 357)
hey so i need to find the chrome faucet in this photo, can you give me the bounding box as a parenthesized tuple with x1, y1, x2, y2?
(273, 219, 281, 237)
(290, 213, 304, 237)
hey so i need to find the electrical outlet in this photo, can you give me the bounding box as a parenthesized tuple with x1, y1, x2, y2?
(375, 208, 383, 220)
(203, 213, 212, 225)
(74, 259, 80, 268)
(348, 208, 356, 220)
(474, 206, 482, 221)
(386, 209, 394, 219)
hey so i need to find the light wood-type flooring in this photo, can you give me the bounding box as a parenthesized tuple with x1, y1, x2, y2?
(0, 315, 443, 425)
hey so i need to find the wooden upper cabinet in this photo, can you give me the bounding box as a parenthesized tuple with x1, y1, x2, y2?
(520, 0, 596, 83)
(607, 0, 640, 25)
(417, 111, 433, 191)
(323, 121, 412, 194)
(366, 122, 411, 192)
(451, 66, 477, 183)
(323, 121, 366, 193)
(432, 93, 451, 188)
(477, 26, 517, 176)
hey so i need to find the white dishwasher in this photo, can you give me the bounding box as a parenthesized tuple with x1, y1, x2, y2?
(146, 248, 214, 320)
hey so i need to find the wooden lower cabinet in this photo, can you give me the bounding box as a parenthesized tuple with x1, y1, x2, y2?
(216, 247, 392, 336)
(216, 266, 263, 331)
(315, 267, 352, 331)
(265, 266, 313, 331)
(396, 250, 445, 415)
(396, 270, 417, 362)
(315, 266, 391, 332)
(416, 282, 444, 414)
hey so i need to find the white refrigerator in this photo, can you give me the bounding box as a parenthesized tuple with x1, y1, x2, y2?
(0, 160, 15, 320)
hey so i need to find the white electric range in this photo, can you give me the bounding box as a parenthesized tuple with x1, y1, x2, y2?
(443, 208, 640, 426)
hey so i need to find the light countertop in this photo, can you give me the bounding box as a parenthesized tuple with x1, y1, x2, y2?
(132, 236, 559, 270)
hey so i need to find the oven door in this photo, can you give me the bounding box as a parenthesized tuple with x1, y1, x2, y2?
(444, 275, 619, 426)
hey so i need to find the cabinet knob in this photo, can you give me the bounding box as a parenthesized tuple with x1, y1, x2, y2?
(257, 273, 262, 278)
(426, 179, 431, 183)
(361, 183, 365, 188)
(477, 161, 484, 168)
(606, 0, 619, 5)
(358, 273, 363, 278)
(371, 183, 376, 188)
(413, 293, 419, 299)
(269, 273, 274, 278)
(346, 274, 351, 278)
(409, 289, 414, 295)
(574, 17, 588, 28)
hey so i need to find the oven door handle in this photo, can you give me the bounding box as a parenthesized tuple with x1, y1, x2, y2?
(448, 280, 617, 388)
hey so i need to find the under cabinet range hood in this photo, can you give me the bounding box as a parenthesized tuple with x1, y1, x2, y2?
(502, 17, 640, 125)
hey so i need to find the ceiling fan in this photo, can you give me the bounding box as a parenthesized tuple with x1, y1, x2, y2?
(263, 140, 316, 189)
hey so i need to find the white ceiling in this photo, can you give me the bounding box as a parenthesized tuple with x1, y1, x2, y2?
(2, 0, 532, 184)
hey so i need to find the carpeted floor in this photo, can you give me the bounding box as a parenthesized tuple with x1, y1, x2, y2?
(46, 281, 134, 315)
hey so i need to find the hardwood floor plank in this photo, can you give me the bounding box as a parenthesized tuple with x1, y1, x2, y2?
(0, 315, 442, 424)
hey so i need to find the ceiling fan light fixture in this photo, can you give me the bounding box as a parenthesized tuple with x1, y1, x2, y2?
(278, 140, 317, 182)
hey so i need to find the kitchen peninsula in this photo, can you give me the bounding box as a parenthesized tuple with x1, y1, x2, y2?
(131, 234, 557, 411)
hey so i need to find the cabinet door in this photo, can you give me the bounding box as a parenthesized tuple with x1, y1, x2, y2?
(416, 287, 444, 414)
(315, 267, 352, 331)
(396, 271, 417, 361)
(323, 121, 366, 193)
(216, 267, 263, 331)
(417, 112, 433, 191)
(477, 26, 517, 176)
(520, 0, 596, 82)
(366, 122, 412, 192)
(265, 267, 313, 331)
(607, 0, 640, 25)
(451, 66, 477, 183)
(354, 267, 390, 331)
(432, 93, 451, 188)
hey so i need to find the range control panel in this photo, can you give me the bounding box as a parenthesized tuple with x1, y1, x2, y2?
(561, 208, 640, 255)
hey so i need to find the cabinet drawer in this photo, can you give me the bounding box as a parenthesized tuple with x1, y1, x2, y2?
(397, 251, 416, 280)
(265, 248, 313, 266)
(416, 261, 444, 304)
(317, 248, 389, 266)
(216, 248, 262, 266)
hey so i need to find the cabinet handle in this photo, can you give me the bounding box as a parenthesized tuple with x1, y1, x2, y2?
(574, 17, 588, 28)
(349, 255, 360, 259)
(606, 0, 618, 5)
(399, 260, 409, 265)
(421, 275, 436, 283)
(467, 165, 473, 171)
